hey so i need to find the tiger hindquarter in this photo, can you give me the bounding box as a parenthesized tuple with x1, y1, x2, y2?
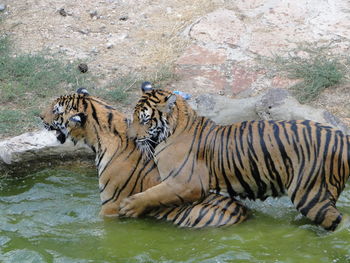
(208, 120, 350, 230)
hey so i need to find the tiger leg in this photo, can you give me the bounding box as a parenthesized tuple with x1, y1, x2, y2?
(119, 178, 204, 218)
(148, 194, 249, 228)
(119, 162, 209, 218)
(290, 190, 342, 230)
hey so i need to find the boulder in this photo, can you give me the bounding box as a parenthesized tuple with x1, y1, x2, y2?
(189, 89, 350, 134)
(188, 94, 258, 125)
(0, 130, 93, 176)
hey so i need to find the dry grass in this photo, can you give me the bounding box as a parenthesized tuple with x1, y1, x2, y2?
(259, 42, 349, 103)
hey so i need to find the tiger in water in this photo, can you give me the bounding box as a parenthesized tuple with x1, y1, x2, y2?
(120, 85, 350, 231)
(40, 88, 247, 228)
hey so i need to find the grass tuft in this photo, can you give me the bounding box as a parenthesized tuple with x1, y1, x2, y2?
(96, 65, 177, 104)
(97, 73, 141, 103)
(260, 42, 349, 103)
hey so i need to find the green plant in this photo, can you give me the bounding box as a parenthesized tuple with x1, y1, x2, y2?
(275, 54, 345, 103)
(0, 36, 10, 56)
(289, 57, 344, 103)
(259, 42, 349, 103)
(96, 73, 141, 103)
(0, 109, 26, 135)
(0, 35, 93, 137)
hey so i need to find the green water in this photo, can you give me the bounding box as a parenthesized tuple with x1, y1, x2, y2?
(0, 168, 349, 263)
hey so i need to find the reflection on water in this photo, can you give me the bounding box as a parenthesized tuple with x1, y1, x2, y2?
(0, 168, 349, 263)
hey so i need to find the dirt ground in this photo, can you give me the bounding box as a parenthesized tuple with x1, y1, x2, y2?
(1, 0, 223, 81)
(1, 0, 349, 126)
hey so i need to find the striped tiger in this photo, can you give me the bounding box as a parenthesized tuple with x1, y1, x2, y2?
(120, 86, 350, 231)
(40, 88, 247, 228)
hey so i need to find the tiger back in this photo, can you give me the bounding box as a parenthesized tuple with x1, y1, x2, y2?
(121, 86, 350, 231)
(40, 89, 247, 228)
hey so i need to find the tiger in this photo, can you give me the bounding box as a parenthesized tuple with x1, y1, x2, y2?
(120, 85, 350, 231)
(39, 88, 247, 228)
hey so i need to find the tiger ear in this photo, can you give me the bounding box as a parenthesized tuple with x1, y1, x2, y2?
(69, 113, 87, 127)
(161, 94, 177, 113)
(76, 87, 89, 96)
(141, 82, 153, 93)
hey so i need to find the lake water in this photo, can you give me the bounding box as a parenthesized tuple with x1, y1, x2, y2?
(1, 168, 349, 263)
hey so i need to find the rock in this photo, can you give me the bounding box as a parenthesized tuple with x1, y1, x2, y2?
(174, 68, 227, 96)
(58, 8, 67, 17)
(323, 112, 350, 134)
(230, 66, 260, 96)
(78, 29, 89, 35)
(255, 89, 350, 136)
(91, 47, 99, 54)
(0, 4, 6, 11)
(78, 63, 88, 73)
(166, 7, 172, 14)
(185, 4, 350, 57)
(187, 9, 246, 46)
(175, 45, 264, 97)
(175, 45, 228, 95)
(176, 45, 227, 66)
(0, 130, 93, 175)
(117, 33, 128, 40)
(119, 15, 128, 21)
(189, 94, 259, 125)
(190, 88, 350, 134)
(255, 89, 290, 120)
(89, 10, 98, 18)
(106, 42, 114, 49)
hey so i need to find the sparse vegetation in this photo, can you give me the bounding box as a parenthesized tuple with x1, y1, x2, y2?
(261, 42, 349, 103)
(0, 35, 93, 138)
(97, 65, 177, 104)
(289, 57, 344, 103)
(97, 73, 141, 104)
(0, 109, 27, 136)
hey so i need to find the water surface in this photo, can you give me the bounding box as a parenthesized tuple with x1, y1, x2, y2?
(1, 168, 349, 263)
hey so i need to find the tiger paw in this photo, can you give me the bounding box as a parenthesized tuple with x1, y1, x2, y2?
(335, 213, 350, 232)
(99, 206, 119, 217)
(119, 193, 147, 218)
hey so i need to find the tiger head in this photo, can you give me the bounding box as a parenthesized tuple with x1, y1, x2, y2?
(40, 88, 128, 151)
(128, 83, 183, 159)
(40, 88, 91, 145)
